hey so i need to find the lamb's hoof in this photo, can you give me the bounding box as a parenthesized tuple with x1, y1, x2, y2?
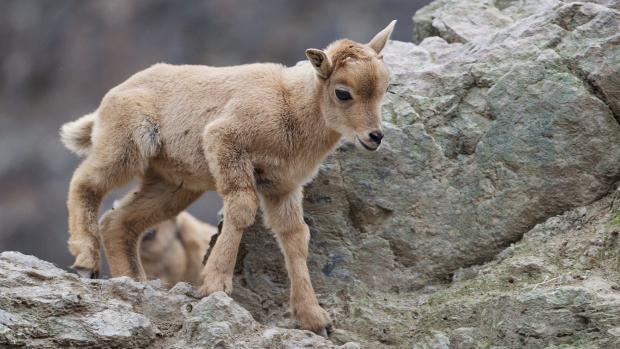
(68, 238, 100, 279)
(70, 252, 100, 279)
(316, 324, 334, 338)
(73, 266, 99, 279)
(199, 272, 233, 296)
(296, 305, 333, 337)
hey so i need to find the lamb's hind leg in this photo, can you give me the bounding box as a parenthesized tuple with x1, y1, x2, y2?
(67, 91, 156, 278)
(99, 170, 201, 280)
(67, 149, 137, 278)
(262, 188, 332, 335)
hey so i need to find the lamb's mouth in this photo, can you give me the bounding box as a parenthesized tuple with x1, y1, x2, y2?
(356, 136, 379, 151)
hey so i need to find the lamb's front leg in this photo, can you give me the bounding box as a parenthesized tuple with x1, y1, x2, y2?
(200, 127, 259, 295)
(263, 188, 333, 335)
(200, 189, 258, 295)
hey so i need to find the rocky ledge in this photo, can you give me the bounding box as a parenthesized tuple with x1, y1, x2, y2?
(4, 188, 620, 348)
(0, 251, 358, 348)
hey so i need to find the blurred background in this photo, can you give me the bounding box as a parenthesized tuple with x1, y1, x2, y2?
(0, 0, 429, 270)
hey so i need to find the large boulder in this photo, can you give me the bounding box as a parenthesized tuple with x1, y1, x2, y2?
(409, 188, 620, 348)
(5, 186, 620, 348)
(230, 0, 620, 347)
(5, 192, 620, 349)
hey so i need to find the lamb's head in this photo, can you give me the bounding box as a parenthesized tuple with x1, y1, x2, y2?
(306, 20, 396, 151)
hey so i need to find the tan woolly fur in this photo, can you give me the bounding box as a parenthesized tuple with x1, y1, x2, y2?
(60, 20, 396, 333)
(140, 212, 216, 287)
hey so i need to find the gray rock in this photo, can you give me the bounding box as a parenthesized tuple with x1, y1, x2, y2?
(413, 0, 516, 44)
(82, 309, 154, 342)
(408, 190, 620, 348)
(412, 0, 561, 44)
(0, 251, 351, 348)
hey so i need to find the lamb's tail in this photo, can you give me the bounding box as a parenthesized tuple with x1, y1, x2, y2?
(60, 112, 97, 156)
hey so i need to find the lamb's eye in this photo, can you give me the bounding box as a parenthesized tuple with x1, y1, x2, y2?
(335, 89, 352, 101)
(143, 229, 156, 240)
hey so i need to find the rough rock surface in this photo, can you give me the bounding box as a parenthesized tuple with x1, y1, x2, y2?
(5, 188, 620, 348)
(230, 0, 620, 347)
(0, 251, 357, 348)
(409, 188, 620, 348)
(3, 0, 620, 348)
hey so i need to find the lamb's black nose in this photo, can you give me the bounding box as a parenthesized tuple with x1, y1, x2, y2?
(368, 131, 384, 145)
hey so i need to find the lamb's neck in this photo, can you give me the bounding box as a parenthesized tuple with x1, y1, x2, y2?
(284, 64, 342, 157)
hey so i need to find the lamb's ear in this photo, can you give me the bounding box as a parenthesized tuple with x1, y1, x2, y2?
(368, 20, 397, 55)
(305, 48, 333, 79)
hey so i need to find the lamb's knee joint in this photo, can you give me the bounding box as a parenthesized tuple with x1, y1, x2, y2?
(99, 210, 118, 234)
(278, 222, 310, 240)
(224, 191, 259, 229)
(99, 210, 136, 238)
(70, 180, 101, 203)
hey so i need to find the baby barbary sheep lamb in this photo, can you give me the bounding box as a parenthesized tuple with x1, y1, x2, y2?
(60, 20, 395, 334)
(140, 212, 216, 287)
